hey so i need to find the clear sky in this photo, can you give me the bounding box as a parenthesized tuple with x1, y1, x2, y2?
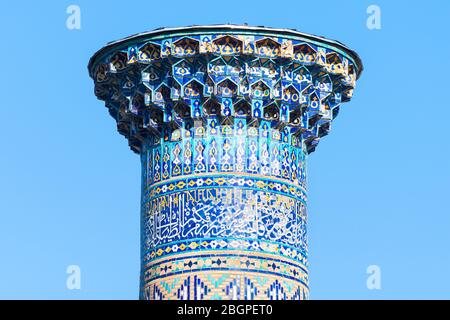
(0, 0, 449, 300)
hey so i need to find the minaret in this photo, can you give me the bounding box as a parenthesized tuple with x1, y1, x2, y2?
(88, 25, 362, 300)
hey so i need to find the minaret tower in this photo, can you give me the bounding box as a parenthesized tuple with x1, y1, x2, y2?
(88, 25, 362, 300)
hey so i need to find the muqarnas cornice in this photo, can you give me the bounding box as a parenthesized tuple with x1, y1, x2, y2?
(88, 24, 362, 154)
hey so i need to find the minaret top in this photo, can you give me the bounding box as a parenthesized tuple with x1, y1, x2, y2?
(87, 24, 363, 154)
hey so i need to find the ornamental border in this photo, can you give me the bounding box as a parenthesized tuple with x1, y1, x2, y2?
(145, 173, 308, 204)
(142, 237, 308, 267)
(143, 253, 309, 288)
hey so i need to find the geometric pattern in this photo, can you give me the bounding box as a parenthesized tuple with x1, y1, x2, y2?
(146, 174, 307, 203)
(87, 25, 362, 300)
(88, 25, 362, 154)
(143, 251, 309, 285)
(143, 272, 309, 300)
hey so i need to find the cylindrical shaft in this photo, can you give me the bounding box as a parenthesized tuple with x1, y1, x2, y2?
(139, 119, 309, 300)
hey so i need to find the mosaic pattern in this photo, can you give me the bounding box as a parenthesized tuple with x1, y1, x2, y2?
(142, 272, 309, 300)
(142, 188, 308, 264)
(89, 26, 361, 155)
(142, 121, 308, 191)
(88, 25, 362, 300)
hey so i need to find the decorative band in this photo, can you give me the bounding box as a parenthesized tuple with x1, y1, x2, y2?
(143, 252, 309, 287)
(142, 237, 308, 267)
(145, 173, 307, 203)
(142, 271, 310, 300)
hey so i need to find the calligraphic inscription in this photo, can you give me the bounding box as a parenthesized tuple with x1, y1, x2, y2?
(140, 187, 308, 300)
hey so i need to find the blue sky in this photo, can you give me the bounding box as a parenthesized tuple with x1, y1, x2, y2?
(0, 0, 449, 299)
